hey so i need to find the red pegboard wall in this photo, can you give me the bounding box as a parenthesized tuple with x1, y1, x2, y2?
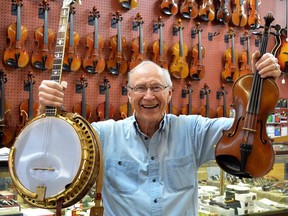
(0, 0, 287, 128)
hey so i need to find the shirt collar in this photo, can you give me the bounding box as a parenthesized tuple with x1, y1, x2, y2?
(132, 113, 167, 134)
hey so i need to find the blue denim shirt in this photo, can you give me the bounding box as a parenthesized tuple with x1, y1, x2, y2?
(91, 114, 233, 216)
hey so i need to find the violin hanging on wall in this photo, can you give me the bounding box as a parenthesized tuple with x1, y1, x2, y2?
(63, 4, 81, 72)
(4, 0, 29, 68)
(129, 13, 148, 70)
(119, 0, 138, 10)
(152, 16, 168, 69)
(198, 0, 215, 22)
(160, 0, 178, 16)
(97, 77, 115, 121)
(166, 88, 178, 115)
(215, 13, 278, 178)
(82, 7, 105, 74)
(169, 19, 189, 79)
(181, 82, 197, 115)
(222, 27, 239, 83)
(216, 85, 230, 118)
(73, 75, 92, 122)
(180, 0, 198, 19)
(216, 0, 231, 24)
(16, 72, 40, 136)
(119, 82, 134, 119)
(247, 0, 261, 29)
(199, 83, 214, 118)
(239, 30, 252, 77)
(0, 70, 14, 148)
(231, 0, 247, 27)
(107, 11, 128, 75)
(31, 0, 55, 71)
(190, 22, 205, 81)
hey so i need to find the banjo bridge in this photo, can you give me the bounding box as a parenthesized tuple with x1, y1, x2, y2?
(32, 168, 55, 171)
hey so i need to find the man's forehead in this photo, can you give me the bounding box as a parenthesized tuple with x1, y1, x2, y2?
(130, 67, 164, 83)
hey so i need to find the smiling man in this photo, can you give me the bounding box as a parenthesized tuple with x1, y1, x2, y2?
(37, 53, 281, 215)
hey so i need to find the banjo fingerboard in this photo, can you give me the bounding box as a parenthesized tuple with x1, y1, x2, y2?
(46, 4, 70, 117)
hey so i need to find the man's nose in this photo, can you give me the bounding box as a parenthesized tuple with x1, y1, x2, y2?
(143, 88, 155, 98)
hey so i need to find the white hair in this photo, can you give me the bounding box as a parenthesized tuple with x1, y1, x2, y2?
(128, 61, 173, 87)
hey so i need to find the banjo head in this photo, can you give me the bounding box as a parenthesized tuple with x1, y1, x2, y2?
(9, 113, 101, 208)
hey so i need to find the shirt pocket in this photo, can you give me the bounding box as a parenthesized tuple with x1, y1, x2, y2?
(105, 159, 139, 195)
(165, 154, 195, 191)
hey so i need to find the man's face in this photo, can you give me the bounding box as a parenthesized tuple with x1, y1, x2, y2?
(128, 64, 172, 125)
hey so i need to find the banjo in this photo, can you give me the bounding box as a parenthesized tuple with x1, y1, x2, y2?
(8, 0, 103, 214)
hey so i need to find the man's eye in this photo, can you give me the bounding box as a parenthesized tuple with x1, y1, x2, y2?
(135, 86, 146, 92)
(151, 86, 162, 92)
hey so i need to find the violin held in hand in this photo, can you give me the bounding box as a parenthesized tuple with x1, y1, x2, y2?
(215, 13, 278, 178)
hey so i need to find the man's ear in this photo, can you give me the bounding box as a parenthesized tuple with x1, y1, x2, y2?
(128, 91, 131, 103)
(167, 89, 172, 103)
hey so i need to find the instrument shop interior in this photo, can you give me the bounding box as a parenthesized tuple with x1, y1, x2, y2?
(0, 0, 288, 215)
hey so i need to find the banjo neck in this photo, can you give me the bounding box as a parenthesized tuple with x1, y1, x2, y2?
(46, 3, 71, 117)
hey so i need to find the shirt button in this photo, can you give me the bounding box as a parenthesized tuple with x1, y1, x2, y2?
(152, 179, 156, 183)
(151, 156, 154, 160)
(118, 161, 122, 165)
(154, 199, 158, 203)
(144, 137, 148, 140)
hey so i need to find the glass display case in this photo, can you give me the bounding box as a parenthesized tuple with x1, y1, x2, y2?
(197, 153, 288, 216)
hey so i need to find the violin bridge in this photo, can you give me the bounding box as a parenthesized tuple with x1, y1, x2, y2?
(36, 185, 46, 201)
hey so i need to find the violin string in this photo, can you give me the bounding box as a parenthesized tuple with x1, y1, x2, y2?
(245, 21, 269, 141)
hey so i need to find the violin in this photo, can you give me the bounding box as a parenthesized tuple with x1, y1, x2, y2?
(129, 13, 148, 70)
(247, 0, 261, 29)
(199, 83, 214, 118)
(239, 30, 252, 77)
(119, 0, 138, 10)
(152, 16, 168, 69)
(216, 85, 230, 117)
(222, 27, 239, 83)
(97, 77, 115, 121)
(16, 72, 40, 136)
(107, 11, 128, 75)
(216, 0, 231, 24)
(160, 0, 178, 16)
(198, 0, 215, 22)
(63, 5, 81, 72)
(31, 0, 55, 71)
(119, 83, 134, 119)
(169, 19, 189, 79)
(0, 70, 14, 148)
(4, 0, 29, 68)
(165, 87, 177, 115)
(180, 0, 198, 19)
(181, 82, 197, 115)
(190, 22, 205, 81)
(215, 13, 278, 178)
(82, 7, 105, 74)
(231, 0, 247, 27)
(73, 75, 92, 122)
